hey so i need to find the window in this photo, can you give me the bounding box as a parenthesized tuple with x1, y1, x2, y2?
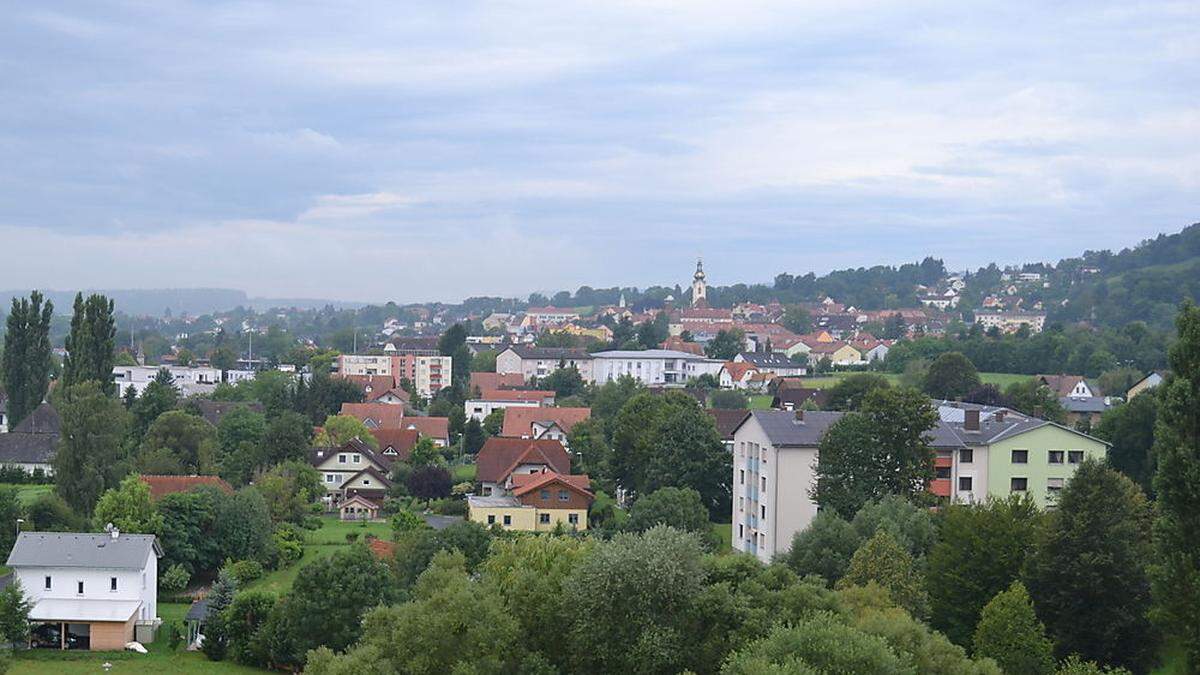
(959, 476, 973, 491)
(503, 515, 512, 526)
(77, 581, 84, 595)
(738, 496, 744, 512)
(539, 489, 550, 500)
(1049, 450, 1064, 464)
(482, 486, 493, 496)
(338, 454, 347, 464)
(110, 577, 117, 592)
(325, 474, 335, 483)
(1047, 477, 1064, 497)
(760, 504, 766, 518)
(738, 524, 744, 539)
(959, 448, 974, 463)
(44, 576, 51, 590)
(558, 489, 569, 501)
(739, 470, 745, 485)
(539, 513, 551, 524)
(1011, 450, 1028, 464)
(761, 476, 767, 490)
(352, 454, 361, 463)
(568, 513, 579, 525)
(487, 515, 496, 524)
(936, 466, 951, 479)
(1011, 477, 1028, 492)
(1068, 450, 1084, 464)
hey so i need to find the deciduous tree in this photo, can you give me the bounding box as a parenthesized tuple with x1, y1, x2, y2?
(972, 581, 1055, 675)
(62, 292, 117, 395)
(92, 474, 164, 535)
(922, 351, 981, 399)
(54, 381, 131, 515)
(837, 530, 929, 619)
(1, 291, 53, 430)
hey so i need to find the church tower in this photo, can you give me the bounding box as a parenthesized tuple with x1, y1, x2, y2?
(691, 258, 708, 308)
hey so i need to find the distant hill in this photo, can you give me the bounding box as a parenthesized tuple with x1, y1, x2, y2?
(0, 288, 363, 317)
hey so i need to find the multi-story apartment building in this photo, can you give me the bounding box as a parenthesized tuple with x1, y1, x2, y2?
(112, 365, 222, 397)
(732, 405, 1109, 563)
(590, 349, 724, 385)
(336, 354, 451, 398)
(974, 311, 1046, 334)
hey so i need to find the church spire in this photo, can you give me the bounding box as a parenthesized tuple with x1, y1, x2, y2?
(691, 257, 708, 307)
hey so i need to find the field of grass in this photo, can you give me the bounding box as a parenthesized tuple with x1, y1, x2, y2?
(11, 602, 261, 674)
(783, 371, 1030, 391)
(451, 463, 477, 483)
(245, 516, 393, 594)
(711, 522, 732, 552)
(0, 484, 53, 505)
(748, 395, 774, 410)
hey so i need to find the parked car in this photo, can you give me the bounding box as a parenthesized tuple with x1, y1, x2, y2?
(30, 623, 79, 649)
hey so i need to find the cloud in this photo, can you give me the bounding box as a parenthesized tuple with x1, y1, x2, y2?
(0, 1, 1196, 300)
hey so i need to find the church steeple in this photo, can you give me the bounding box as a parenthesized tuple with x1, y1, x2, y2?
(691, 258, 708, 308)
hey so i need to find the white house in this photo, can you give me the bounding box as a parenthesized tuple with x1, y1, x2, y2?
(589, 349, 724, 385)
(464, 398, 541, 422)
(6, 529, 162, 650)
(112, 365, 222, 397)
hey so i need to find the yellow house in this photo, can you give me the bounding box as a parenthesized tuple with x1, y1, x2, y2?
(466, 471, 592, 532)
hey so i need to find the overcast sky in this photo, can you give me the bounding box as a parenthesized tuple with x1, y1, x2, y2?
(1, 1, 1196, 303)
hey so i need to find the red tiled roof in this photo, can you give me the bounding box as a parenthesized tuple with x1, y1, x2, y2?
(476, 437, 570, 484)
(368, 387, 410, 403)
(706, 409, 750, 440)
(370, 428, 421, 460)
(401, 417, 450, 442)
(660, 337, 705, 356)
(336, 374, 398, 396)
(510, 470, 593, 500)
(479, 388, 556, 402)
(140, 474, 233, 500)
(470, 372, 527, 392)
(721, 362, 758, 382)
(500, 407, 591, 438)
(340, 403, 405, 429)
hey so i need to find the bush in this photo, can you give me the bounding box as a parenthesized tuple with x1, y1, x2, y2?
(391, 510, 426, 536)
(429, 498, 467, 516)
(226, 560, 265, 586)
(345, 532, 360, 543)
(161, 563, 191, 593)
(166, 621, 183, 651)
(272, 523, 304, 566)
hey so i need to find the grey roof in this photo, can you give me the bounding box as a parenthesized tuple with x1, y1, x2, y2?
(1060, 396, 1110, 413)
(737, 352, 796, 368)
(467, 494, 521, 508)
(0, 432, 57, 464)
(507, 346, 591, 361)
(742, 410, 845, 447)
(12, 403, 60, 435)
(192, 400, 265, 427)
(6, 532, 162, 569)
(185, 598, 209, 622)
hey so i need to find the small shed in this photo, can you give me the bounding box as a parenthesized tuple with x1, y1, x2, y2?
(184, 598, 208, 649)
(339, 494, 380, 521)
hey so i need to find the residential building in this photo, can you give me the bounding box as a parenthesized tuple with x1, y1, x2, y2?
(734, 352, 806, 377)
(475, 437, 572, 496)
(339, 403, 405, 430)
(495, 346, 594, 381)
(308, 438, 393, 506)
(805, 341, 862, 366)
(706, 409, 750, 453)
(398, 417, 450, 447)
(369, 428, 421, 461)
(336, 354, 450, 397)
(500, 407, 591, 445)
(466, 470, 593, 532)
(469, 372, 527, 393)
(974, 311, 1046, 334)
(590, 349, 724, 385)
(0, 402, 60, 476)
(730, 410, 842, 562)
(1127, 371, 1167, 399)
(465, 389, 555, 421)
(1037, 375, 1113, 427)
(719, 362, 759, 389)
(112, 365, 221, 397)
(525, 307, 582, 323)
(7, 530, 162, 650)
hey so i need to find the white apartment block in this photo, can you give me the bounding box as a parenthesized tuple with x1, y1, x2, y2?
(495, 346, 594, 381)
(113, 366, 221, 397)
(590, 349, 724, 386)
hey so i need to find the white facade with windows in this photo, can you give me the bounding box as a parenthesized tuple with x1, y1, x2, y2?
(590, 350, 724, 386)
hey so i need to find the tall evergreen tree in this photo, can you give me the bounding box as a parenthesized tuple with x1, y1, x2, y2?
(1, 291, 53, 430)
(1024, 459, 1155, 671)
(63, 292, 117, 395)
(1151, 302, 1200, 669)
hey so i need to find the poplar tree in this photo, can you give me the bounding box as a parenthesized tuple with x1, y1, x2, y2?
(1151, 302, 1200, 669)
(62, 292, 117, 395)
(1, 291, 53, 430)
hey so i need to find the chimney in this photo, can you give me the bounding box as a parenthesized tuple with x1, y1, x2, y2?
(964, 409, 980, 431)
(793, 409, 805, 423)
(995, 410, 1006, 423)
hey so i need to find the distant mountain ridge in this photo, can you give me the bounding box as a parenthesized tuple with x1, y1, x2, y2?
(0, 288, 364, 317)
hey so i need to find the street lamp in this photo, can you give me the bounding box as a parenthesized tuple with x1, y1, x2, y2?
(15, 518, 24, 536)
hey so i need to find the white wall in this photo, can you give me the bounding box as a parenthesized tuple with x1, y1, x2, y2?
(15, 546, 158, 622)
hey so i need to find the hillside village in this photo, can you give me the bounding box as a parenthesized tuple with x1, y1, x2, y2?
(0, 225, 1194, 674)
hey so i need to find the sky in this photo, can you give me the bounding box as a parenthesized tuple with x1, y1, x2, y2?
(1, 1, 1197, 303)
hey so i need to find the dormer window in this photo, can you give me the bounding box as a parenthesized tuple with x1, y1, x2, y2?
(352, 454, 361, 463)
(338, 454, 347, 464)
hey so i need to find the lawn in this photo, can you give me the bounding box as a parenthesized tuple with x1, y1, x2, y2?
(786, 372, 1030, 391)
(10, 602, 261, 674)
(710, 522, 732, 552)
(245, 516, 393, 593)
(451, 463, 477, 483)
(748, 395, 774, 410)
(0, 484, 53, 505)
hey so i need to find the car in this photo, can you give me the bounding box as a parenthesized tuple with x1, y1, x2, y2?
(30, 623, 80, 649)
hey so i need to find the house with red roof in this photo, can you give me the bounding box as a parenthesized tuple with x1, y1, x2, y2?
(475, 437, 571, 497)
(339, 403, 405, 430)
(499, 407, 591, 447)
(399, 417, 450, 447)
(468, 467, 594, 532)
(718, 362, 759, 389)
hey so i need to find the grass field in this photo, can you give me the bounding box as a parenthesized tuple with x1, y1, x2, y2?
(711, 522, 732, 552)
(748, 395, 774, 409)
(451, 463, 477, 483)
(245, 516, 393, 593)
(785, 371, 1030, 391)
(0, 484, 53, 505)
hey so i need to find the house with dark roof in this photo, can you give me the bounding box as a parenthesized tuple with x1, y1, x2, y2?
(0, 402, 61, 476)
(7, 529, 163, 650)
(734, 352, 806, 377)
(705, 409, 750, 451)
(309, 438, 394, 508)
(495, 346, 594, 381)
